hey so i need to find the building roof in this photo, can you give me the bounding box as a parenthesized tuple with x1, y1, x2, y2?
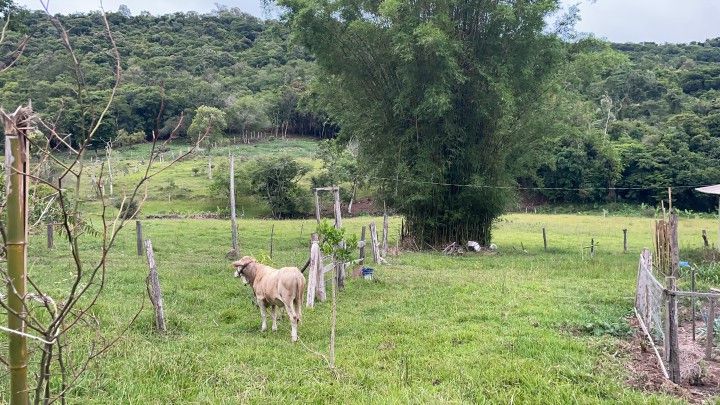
(695, 185, 720, 195)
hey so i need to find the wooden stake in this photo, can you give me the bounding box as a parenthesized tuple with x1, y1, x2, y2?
(542, 227, 547, 251)
(666, 276, 680, 383)
(333, 187, 342, 229)
(369, 222, 381, 264)
(703, 229, 710, 248)
(359, 226, 366, 264)
(269, 224, 275, 259)
(329, 253, 338, 369)
(47, 223, 54, 249)
(669, 213, 679, 277)
(590, 238, 595, 258)
(145, 239, 167, 333)
(136, 220, 143, 256)
(314, 190, 321, 224)
(623, 229, 627, 253)
(382, 203, 389, 257)
(306, 233, 321, 307)
(692, 266, 697, 341)
(707, 298, 716, 361)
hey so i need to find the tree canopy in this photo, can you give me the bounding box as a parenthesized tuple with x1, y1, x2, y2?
(278, 0, 566, 244)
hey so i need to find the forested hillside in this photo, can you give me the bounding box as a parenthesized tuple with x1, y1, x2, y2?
(533, 38, 720, 211)
(0, 7, 332, 147)
(3, 6, 720, 211)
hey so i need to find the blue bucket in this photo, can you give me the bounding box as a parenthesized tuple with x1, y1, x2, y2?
(361, 267, 374, 280)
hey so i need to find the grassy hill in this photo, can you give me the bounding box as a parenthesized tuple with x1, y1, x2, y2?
(79, 137, 321, 218)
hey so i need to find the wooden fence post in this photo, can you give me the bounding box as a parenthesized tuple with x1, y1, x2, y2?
(269, 224, 275, 259)
(47, 223, 53, 249)
(382, 203, 389, 257)
(707, 298, 716, 361)
(332, 187, 344, 288)
(703, 229, 709, 248)
(314, 190, 321, 224)
(542, 227, 547, 251)
(369, 222, 381, 264)
(666, 276, 680, 383)
(590, 238, 595, 258)
(359, 226, 366, 264)
(306, 233, 322, 307)
(145, 239, 167, 333)
(136, 220, 143, 256)
(692, 266, 697, 341)
(623, 229, 628, 253)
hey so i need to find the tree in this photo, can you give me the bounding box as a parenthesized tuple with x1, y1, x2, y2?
(226, 94, 271, 133)
(188, 105, 227, 147)
(249, 156, 310, 218)
(280, 0, 566, 244)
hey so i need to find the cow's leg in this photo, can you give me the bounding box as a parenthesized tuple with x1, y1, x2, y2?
(283, 300, 299, 342)
(271, 305, 278, 332)
(258, 300, 268, 332)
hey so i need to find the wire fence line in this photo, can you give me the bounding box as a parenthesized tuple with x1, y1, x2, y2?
(635, 248, 720, 383)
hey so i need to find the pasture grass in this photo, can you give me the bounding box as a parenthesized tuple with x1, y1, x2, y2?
(4, 213, 714, 403)
(78, 137, 320, 216)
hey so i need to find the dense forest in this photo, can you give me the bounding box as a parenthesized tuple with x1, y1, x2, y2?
(2, 5, 720, 212)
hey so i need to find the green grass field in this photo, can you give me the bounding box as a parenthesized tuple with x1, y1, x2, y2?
(6, 213, 718, 403)
(79, 137, 321, 216)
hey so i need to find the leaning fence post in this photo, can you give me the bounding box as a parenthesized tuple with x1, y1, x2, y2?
(666, 276, 680, 383)
(707, 298, 716, 361)
(145, 239, 167, 333)
(47, 223, 54, 249)
(542, 227, 547, 251)
(136, 220, 143, 256)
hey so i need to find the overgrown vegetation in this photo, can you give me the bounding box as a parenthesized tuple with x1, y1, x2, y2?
(249, 156, 311, 218)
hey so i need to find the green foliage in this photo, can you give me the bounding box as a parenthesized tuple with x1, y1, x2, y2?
(281, 0, 566, 245)
(188, 106, 227, 146)
(114, 197, 139, 219)
(578, 320, 632, 338)
(248, 156, 311, 218)
(114, 129, 146, 147)
(226, 94, 271, 132)
(316, 219, 358, 262)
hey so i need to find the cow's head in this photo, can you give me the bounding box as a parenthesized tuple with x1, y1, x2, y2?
(232, 256, 256, 285)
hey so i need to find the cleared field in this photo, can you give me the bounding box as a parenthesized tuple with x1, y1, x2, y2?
(79, 137, 321, 216)
(5, 213, 715, 403)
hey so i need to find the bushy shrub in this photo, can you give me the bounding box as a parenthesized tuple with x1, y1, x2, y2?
(115, 198, 140, 219)
(114, 129, 146, 147)
(248, 156, 311, 219)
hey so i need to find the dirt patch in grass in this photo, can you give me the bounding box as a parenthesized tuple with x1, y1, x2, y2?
(625, 317, 720, 403)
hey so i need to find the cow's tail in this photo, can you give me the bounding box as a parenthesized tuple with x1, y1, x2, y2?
(299, 257, 311, 274)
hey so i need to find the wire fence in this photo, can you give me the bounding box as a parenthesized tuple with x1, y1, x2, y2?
(635, 248, 720, 383)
